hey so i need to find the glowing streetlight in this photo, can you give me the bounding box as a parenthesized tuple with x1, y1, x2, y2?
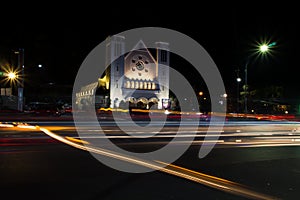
(236, 77, 242, 113)
(1, 68, 19, 85)
(259, 44, 269, 53)
(8, 72, 17, 80)
(1, 70, 19, 96)
(244, 41, 275, 114)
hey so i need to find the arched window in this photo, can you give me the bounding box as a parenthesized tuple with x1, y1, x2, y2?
(152, 83, 156, 90)
(126, 81, 130, 88)
(135, 81, 139, 89)
(139, 82, 143, 89)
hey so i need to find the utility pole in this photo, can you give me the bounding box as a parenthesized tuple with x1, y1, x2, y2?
(15, 48, 24, 112)
(236, 68, 241, 113)
(244, 60, 248, 114)
(243, 42, 275, 114)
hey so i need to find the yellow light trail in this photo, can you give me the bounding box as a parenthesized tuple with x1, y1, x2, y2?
(1, 122, 279, 199)
(65, 136, 90, 145)
(38, 128, 278, 199)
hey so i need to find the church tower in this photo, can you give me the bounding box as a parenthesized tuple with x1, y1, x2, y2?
(106, 35, 125, 108)
(156, 42, 170, 109)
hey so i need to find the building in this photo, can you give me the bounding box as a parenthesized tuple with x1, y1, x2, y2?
(76, 35, 170, 110)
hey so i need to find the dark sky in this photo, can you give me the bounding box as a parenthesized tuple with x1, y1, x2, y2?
(1, 2, 299, 98)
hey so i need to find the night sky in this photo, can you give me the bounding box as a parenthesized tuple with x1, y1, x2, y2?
(1, 3, 299, 99)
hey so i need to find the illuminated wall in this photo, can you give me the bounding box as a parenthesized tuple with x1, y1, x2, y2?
(106, 36, 169, 109)
(124, 41, 157, 83)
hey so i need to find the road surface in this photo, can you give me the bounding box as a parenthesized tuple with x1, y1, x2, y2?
(1, 119, 300, 199)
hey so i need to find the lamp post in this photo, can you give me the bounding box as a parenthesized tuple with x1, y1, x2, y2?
(236, 77, 241, 113)
(244, 59, 249, 114)
(14, 48, 25, 112)
(243, 42, 275, 114)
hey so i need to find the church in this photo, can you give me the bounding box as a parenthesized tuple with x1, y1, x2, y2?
(76, 35, 170, 110)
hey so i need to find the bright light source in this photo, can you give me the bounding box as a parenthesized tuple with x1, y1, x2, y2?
(164, 110, 170, 115)
(223, 93, 228, 98)
(199, 91, 203, 96)
(8, 72, 17, 79)
(38, 64, 42, 68)
(236, 77, 242, 82)
(1, 66, 21, 87)
(259, 44, 269, 53)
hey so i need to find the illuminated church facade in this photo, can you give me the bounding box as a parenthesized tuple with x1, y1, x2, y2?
(76, 35, 170, 110)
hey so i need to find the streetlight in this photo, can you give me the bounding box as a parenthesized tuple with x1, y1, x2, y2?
(14, 48, 25, 112)
(7, 72, 17, 80)
(198, 91, 204, 112)
(244, 42, 275, 114)
(7, 72, 17, 95)
(236, 77, 241, 113)
(0, 70, 19, 96)
(259, 44, 269, 53)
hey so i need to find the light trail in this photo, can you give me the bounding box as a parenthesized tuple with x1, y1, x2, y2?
(156, 161, 279, 200)
(0, 122, 286, 199)
(235, 142, 300, 148)
(0, 124, 14, 128)
(73, 131, 298, 139)
(14, 120, 300, 127)
(35, 125, 278, 199)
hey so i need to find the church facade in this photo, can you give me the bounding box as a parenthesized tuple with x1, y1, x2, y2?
(76, 35, 170, 110)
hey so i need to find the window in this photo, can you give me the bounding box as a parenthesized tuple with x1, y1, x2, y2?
(126, 81, 130, 88)
(135, 81, 139, 89)
(152, 82, 156, 90)
(114, 43, 122, 57)
(114, 43, 117, 56)
(161, 50, 167, 62)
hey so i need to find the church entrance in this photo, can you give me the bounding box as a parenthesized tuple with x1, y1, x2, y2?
(123, 96, 159, 110)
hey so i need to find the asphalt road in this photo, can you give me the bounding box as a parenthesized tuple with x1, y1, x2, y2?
(1, 120, 300, 200)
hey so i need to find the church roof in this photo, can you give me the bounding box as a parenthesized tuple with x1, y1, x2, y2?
(125, 40, 157, 63)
